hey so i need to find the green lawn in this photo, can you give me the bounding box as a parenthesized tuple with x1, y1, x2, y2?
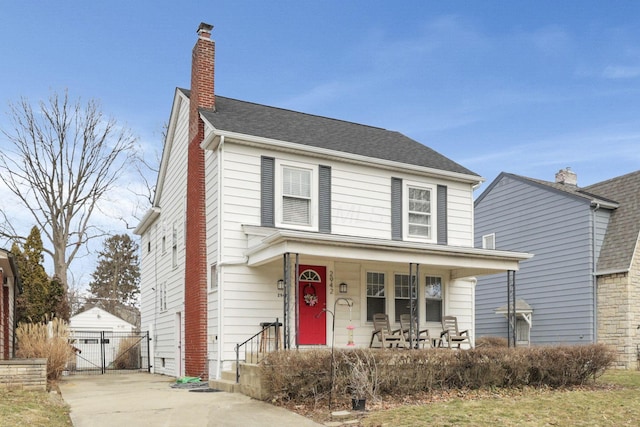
(361, 370, 640, 427)
(0, 388, 71, 427)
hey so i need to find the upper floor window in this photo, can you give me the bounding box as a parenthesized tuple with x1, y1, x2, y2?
(408, 186, 432, 239)
(482, 233, 495, 250)
(282, 166, 312, 226)
(171, 222, 178, 268)
(210, 264, 218, 291)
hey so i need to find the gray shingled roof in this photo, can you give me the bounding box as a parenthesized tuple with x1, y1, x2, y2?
(582, 170, 640, 272)
(508, 174, 618, 206)
(179, 89, 478, 177)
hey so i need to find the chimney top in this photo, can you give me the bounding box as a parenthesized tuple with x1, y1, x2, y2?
(555, 167, 578, 186)
(197, 22, 214, 37)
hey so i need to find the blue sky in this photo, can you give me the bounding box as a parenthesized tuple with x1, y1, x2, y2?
(1, 1, 639, 284)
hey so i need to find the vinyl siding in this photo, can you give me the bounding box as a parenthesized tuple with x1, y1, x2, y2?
(474, 175, 595, 344)
(205, 147, 220, 366)
(139, 97, 189, 376)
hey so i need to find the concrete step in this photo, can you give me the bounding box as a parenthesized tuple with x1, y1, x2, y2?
(209, 378, 240, 393)
(221, 370, 236, 382)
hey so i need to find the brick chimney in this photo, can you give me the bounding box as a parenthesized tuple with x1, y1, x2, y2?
(555, 167, 578, 186)
(184, 22, 214, 378)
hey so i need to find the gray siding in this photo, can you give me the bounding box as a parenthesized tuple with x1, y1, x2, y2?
(474, 175, 595, 345)
(593, 208, 610, 267)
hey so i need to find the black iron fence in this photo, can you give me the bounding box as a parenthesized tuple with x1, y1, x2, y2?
(66, 331, 150, 375)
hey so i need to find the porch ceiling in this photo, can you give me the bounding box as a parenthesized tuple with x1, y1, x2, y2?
(242, 226, 532, 279)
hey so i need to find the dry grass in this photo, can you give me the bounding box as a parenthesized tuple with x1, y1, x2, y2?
(358, 370, 640, 426)
(113, 336, 141, 369)
(0, 388, 71, 427)
(16, 318, 75, 381)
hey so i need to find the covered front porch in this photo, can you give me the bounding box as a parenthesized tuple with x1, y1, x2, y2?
(242, 226, 532, 352)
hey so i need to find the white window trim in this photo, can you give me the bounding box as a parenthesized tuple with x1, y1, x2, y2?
(403, 180, 437, 243)
(482, 233, 496, 250)
(171, 221, 178, 269)
(361, 266, 447, 326)
(209, 263, 218, 293)
(364, 270, 386, 323)
(274, 159, 319, 231)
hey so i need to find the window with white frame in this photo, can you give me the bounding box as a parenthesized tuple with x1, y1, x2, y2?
(394, 274, 416, 322)
(366, 272, 385, 322)
(210, 264, 218, 291)
(482, 233, 496, 250)
(171, 222, 178, 268)
(159, 282, 167, 312)
(408, 186, 432, 238)
(282, 166, 312, 226)
(425, 276, 443, 322)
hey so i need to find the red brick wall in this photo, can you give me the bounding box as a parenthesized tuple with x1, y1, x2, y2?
(184, 24, 215, 378)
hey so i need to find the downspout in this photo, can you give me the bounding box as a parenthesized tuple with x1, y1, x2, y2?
(470, 277, 477, 347)
(592, 203, 600, 343)
(216, 134, 225, 379)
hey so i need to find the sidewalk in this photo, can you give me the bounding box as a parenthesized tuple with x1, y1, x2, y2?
(60, 373, 323, 427)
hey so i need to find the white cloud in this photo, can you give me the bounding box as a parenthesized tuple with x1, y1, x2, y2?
(602, 65, 640, 79)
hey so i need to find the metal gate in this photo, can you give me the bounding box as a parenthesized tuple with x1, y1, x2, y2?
(67, 331, 150, 375)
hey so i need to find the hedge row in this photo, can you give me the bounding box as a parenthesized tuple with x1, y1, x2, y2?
(260, 344, 615, 405)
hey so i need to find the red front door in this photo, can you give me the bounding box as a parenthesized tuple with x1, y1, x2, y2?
(298, 265, 326, 345)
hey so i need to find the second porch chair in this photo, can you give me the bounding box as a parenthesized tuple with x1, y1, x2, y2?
(369, 313, 406, 349)
(440, 315, 472, 349)
(400, 314, 431, 349)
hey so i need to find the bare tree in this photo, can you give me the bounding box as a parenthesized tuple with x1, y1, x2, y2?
(0, 90, 136, 293)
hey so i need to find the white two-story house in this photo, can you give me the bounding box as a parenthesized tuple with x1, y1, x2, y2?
(134, 22, 531, 380)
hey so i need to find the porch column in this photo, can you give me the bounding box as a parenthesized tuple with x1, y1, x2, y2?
(409, 263, 420, 349)
(282, 253, 291, 350)
(507, 270, 516, 347)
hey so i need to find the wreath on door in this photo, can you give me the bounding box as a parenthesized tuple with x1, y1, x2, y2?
(303, 284, 319, 306)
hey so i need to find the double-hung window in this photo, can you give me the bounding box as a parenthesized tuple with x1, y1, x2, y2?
(408, 186, 432, 239)
(394, 274, 411, 322)
(425, 276, 443, 322)
(282, 166, 312, 226)
(366, 272, 385, 322)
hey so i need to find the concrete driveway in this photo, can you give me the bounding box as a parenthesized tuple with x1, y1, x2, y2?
(60, 373, 323, 427)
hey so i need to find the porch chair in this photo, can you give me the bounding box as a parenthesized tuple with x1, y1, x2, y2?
(399, 314, 431, 349)
(439, 315, 472, 349)
(369, 313, 406, 349)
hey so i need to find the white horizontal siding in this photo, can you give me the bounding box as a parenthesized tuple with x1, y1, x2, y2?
(139, 97, 190, 377)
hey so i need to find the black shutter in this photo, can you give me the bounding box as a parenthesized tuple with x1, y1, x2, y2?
(261, 156, 275, 227)
(437, 184, 448, 245)
(319, 165, 331, 233)
(391, 177, 402, 240)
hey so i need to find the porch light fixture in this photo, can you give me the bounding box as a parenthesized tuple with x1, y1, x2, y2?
(277, 279, 284, 291)
(339, 282, 348, 294)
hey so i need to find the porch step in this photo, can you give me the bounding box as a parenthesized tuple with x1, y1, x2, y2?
(221, 369, 236, 382)
(209, 377, 241, 393)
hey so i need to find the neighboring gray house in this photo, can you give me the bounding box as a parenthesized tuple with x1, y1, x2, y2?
(474, 168, 640, 368)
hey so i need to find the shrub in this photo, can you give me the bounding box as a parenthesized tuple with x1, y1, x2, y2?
(16, 318, 75, 381)
(260, 344, 615, 406)
(475, 336, 508, 348)
(112, 336, 141, 369)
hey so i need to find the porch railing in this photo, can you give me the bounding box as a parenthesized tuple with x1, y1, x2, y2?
(234, 318, 281, 383)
